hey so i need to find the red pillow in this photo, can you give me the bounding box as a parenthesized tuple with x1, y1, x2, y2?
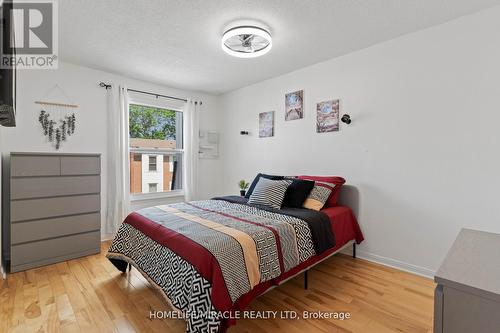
(297, 175, 345, 207)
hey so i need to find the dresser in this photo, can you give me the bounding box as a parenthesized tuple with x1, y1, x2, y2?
(434, 228, 500, 333)
(3, 152, 101, 272)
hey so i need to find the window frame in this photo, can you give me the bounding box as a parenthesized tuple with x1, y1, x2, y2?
(148, 155, 157, 172)
(128, 97, 185, 202)
(148, 183, 158, 193)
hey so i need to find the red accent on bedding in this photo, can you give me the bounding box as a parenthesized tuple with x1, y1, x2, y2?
(322, 206, 364, 245)
(124, 213, 233, 311)
(123, 205, 364, 332)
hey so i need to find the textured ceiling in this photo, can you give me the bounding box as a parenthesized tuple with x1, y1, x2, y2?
(59, 0, 500, 94)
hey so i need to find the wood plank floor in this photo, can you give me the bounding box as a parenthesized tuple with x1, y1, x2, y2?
(0, 241, 435, 333)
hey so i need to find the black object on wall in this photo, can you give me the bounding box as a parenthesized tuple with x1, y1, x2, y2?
(341, 114, 351, 124)
(0, 1, 17, 127)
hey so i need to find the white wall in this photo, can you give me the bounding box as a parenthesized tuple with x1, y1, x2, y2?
(219, 6, 500, 276)
(3, 6, 499, 278)
(0, 61, 223, 241)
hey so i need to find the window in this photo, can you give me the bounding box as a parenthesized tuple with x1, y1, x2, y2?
(129, 103, 183, 197)
(148, 156, 157, 171)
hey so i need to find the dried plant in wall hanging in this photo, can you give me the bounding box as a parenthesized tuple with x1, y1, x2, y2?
(35, 84, 79, 150)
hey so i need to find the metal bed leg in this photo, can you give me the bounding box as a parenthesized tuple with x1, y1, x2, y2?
(353, 243, 356, 259)
(128, 263, 132, 271)
(304, 270, 308, 290)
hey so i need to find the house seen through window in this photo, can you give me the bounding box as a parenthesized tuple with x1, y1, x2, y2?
(129, 103, 183, 196)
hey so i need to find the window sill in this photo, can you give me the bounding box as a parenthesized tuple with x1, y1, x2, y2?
(130, 190, 184, 202)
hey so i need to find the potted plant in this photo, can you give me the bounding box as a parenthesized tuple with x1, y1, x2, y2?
(238, 180, 249, 197)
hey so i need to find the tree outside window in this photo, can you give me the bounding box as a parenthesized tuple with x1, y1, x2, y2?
(129, 104, 183, 195)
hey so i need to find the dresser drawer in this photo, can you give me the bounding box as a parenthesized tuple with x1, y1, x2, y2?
(61, 156, 100, 175)
(11, 155, 61, 177)
(442, 285, 500, 333)
(11, 175, 100, 200)
(11, 231, 100, 270)
(11, 213, 100, 244)
(11, 194, 100, 222)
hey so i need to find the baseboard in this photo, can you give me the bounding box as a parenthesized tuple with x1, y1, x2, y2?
(343, 248, 435, 279)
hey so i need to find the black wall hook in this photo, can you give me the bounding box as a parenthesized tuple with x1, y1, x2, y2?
(99, 82, 112, 89)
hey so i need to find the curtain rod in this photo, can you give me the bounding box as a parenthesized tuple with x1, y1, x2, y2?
(98, 82, 193, 104)
(128, 88, 188, 103)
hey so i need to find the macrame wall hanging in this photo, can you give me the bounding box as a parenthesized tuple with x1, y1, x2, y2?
(35, 84, 78, 150)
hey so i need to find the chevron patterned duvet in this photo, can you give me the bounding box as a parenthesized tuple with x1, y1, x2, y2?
(107, 198, 336, 333)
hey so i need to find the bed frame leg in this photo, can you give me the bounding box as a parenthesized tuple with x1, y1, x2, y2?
(352, 243, 356, 259)
(128, 263, 132, 271)
(304, 270, 308, 290)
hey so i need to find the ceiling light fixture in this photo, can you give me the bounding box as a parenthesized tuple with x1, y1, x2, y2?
(221, 25, 272, 58)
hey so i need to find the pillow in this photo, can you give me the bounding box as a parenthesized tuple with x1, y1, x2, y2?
(282, 178, 315, 208)
(248, 178, 291, 209)
(297, 175, 345, 207)
(302, 181, 335, 211)
(245, 173, 285, 198)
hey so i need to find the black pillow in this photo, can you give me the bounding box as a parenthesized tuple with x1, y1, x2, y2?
(282, 179, 315, 208)
(245, 173, 285, 198)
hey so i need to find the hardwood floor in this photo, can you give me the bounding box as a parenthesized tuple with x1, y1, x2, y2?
(0, 241, 435, 333)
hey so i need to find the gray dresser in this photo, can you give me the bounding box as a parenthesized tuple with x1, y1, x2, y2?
(434, 228, 500, 333)
(4, 152, 101, 272)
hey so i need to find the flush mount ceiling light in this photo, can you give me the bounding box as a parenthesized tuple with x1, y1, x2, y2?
(221, 26, 272, 58)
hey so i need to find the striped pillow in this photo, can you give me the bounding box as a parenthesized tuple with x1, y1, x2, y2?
(248, 178, 291, 209)
(302, 181, 334, 211)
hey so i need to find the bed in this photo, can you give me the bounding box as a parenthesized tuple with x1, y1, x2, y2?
(107, 196, 363, 333)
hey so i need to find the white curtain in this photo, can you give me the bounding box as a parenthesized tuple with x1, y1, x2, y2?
(183, 100, 200, 201)
(105, 85, 130, 234)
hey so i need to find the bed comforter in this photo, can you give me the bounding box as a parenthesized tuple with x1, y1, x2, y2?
(107, 197, 335, 332)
